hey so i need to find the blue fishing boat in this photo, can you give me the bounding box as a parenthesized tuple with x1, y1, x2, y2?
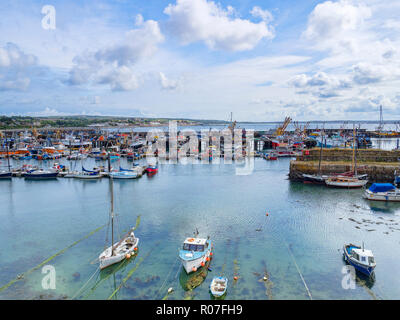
(343, 243, 376, 276)
(210, 276, 228, 298)
(179, 236, 212, 274)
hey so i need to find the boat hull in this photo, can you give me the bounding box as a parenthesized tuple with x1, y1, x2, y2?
(24, 172, 58, 179)
(99, 238, 139, 270)
(325, 180, 367, 188)
(363, 190, 400, 202)
(0, 172, 12, 179)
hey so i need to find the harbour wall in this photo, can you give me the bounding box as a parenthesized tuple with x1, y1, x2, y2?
(290, 148, 400, 182)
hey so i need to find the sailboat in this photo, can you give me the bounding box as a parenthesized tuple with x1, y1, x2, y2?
(99, 176, 139, 270)
(325, 125, 368, 188)
(302, 130, 326, 184)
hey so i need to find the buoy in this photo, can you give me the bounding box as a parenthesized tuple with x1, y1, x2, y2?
(134, 247, 138, 251)
(201, 262, 205, 267)
(206, 257, 210, 262)
(167, 287, 174, 294)
(192, 267, 197, 272)
(233, 276, 238, 281)
(266, 212, 269, 216)
(263, 276, 268, 281)
(126, 253, 131, 259)
(210, 252, 213, 256)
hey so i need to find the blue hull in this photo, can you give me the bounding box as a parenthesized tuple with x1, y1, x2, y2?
(24, 173, 58, 179)
(343, 247, 375, 276)
(0, 172, 12, 179)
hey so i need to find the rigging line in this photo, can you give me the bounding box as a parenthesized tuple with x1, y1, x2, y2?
(156, 257, 180, 299)
(285, 241, 313, 300)
(0, 224, 106, 293)
(70, 266, 100, 300)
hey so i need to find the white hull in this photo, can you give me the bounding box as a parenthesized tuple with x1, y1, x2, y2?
(182, 255, 208, 274)
(99, 235, 139, 270)
(364, 190, 400, 202)
(325, 180, 368, 188)
(74, 174, 101, 179)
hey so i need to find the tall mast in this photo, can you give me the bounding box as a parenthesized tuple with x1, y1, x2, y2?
(110, 174, 115, 257)
(352, 124, 356, 174)
(318, 129, 324, 176)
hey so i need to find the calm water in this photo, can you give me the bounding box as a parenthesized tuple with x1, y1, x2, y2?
(0, 157, 400, 300)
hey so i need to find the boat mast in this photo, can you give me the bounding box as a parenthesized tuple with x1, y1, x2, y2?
(318, 129, 324, 176)
(110, 174, 115, 257)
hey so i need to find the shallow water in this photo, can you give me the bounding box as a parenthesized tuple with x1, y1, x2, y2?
(0, 157, 399, 300)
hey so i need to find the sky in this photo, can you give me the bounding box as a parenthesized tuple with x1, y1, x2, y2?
(0, 0, 400, 121)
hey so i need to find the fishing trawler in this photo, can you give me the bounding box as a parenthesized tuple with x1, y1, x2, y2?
(343, 243, 376, 276)
(179, 234, 212, 274)
(99, 177, 139, 270)
(363, 183, 400, 202)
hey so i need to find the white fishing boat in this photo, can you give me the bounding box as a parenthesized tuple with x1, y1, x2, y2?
(325, 176, 368, 188)
(363, 183, 400, 202)
(99, 177, 139, 270)
(179, 235, 212, 274)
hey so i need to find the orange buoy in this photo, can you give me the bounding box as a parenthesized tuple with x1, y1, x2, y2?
(234, 276, 238, 281)
(206, 257, 210, 262)
(201, 262, 205, 267)
(134, 247, 138, 251)
(210, 252, 213, 256)
(192, 267, 197, 272)
(266, 212, 269, 216)
(126, 253, 131, 259)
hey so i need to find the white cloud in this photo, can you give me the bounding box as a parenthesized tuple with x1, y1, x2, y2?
(159, 72, 180, 90)
(0, 43, 37, 91)
(250, 6, 273, 23)
(164, 0, 274, 51)
(303, 0, 371, 49)
(68, 15, 164, 91)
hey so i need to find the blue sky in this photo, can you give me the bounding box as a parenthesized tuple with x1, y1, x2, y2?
(0, 0, 399, 121)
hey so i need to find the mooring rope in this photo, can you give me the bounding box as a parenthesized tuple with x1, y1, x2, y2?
(70, 266, 100, 300)
(285, 242, 313, 300)
(0, 224, 106, 293)
(156, 257, 180, 299)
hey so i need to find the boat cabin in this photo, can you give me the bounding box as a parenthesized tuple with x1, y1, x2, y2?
(348, 246, 375, 266)
(183, 238, 208, 252)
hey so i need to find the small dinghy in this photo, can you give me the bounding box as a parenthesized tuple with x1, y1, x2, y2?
(343, 243, 376, 276)
(99, 177, 139, 270)
(210, 276, 228, 298)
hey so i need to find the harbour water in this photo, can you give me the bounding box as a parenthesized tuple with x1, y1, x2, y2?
(0, 157, 399, 300)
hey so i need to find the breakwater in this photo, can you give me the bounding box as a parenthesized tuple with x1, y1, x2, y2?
(290, 148, 400, 182)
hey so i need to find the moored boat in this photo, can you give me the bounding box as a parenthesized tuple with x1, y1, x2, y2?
(109, 171, 138, 179)
(24, 169, 58, 179)
(179, 236, 212, 274)
(146, 164, 158, 173)
(210, 276, 228, 298)
(325, 176, 368, 188)
(363, 183, 400, 202)
(0, 170, 12, 179)
(343, 243, 376, 276)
